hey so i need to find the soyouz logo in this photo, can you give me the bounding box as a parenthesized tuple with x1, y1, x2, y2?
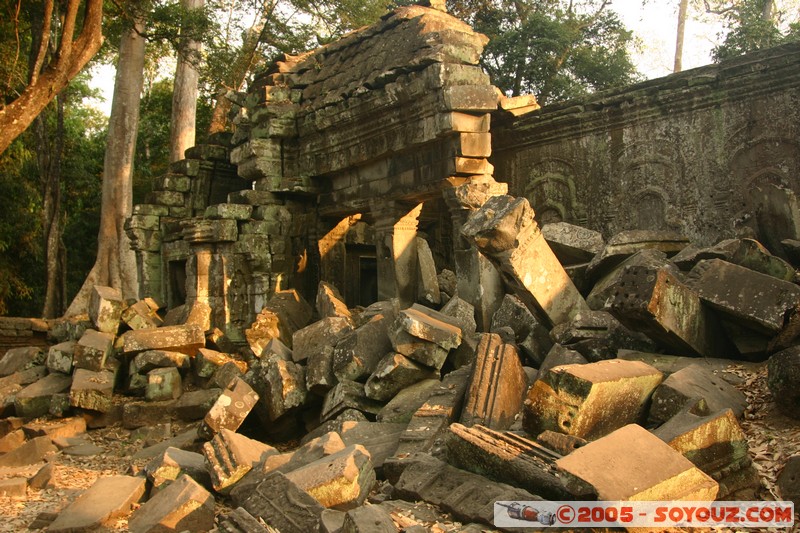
(494, 501, 796, 528)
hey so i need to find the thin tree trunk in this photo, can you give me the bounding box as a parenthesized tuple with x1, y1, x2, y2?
(674, 0, 689, 72)
(66, 17, 146, 316)
(40, 93, 65, 318)
(170, 0, 204, 162)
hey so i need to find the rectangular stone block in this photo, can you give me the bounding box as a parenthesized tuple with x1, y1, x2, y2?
(144, 447, 210, 492)
(339, 421, 405, 469)
(46, 341, 75, 374)
(461, 333, 527, 430)
(556, 424, 718, 501)
(333, 313, 394, 382)
(89, 285, 124, 334)
(241, 471, 325, 533)
(541, 221, 604, 265)
(14, 373, 72, 418)
(524, 359, 663, 440)
(128, 474, 215, 533)
(200, 377, 259, 438)
(74, 329, 114, 371)
(69, 369, 115, 413)
(47, 475, 145, 532)
(441, 85, 498, 112)
(121, 299, 163, 330)
(610, 265, 732, 357)
(121, 325, 205, 356)
(145, 367, 183, 401)
(462, 195, 589, 327)
(321, 380, 383, 422)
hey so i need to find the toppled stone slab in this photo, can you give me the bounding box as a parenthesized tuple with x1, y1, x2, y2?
(541, 222, 604, 265)
(0, 429, 26, 453)
(342, 504, 397, 533)
(617, 349, 762, 385)
(14, 372, 72, 418)
(524, 359, 663, 440)
(121, 324, 205, 355)
(245, 289, 313, 354)
(395, 365, 472, 458)
(393, 453, 540, 527)
(551, 309, 655, 362)
(395, 304, 462, 351)
(610, 265, 732, 357)
(128, 474, 215, 533)
(217, 507, 275, 533)
(258, 431, 347, 479)
(334, 312, 394, 381)
(462, 195, 589, 327)
(556, 424, 718, 501)
(131, 350, 190, 375)
(687, 258, 800, 335)
(461, 333, 526, 430)
(123, 399, 178, 429)
(377, 378, 439, 424)
(767, 346, 800, 419)
(204, 428, 278, 494)
(653, 403, 758, 499)
(200, 377, 259, 438)
(73, 329, 114, 371)
(777, 455, 800, 507)
(0, 435, 57, 467)
(587, 229, 689, 282)
(0, 346, 45, 376)
(364, 352, 438, 402)
(46, 341, 75, 374)
(339, 421, 405, 470)
(240, 471, 325, 533)
(47, 475, 145, 532)
(284, 444, 375, 510)
(0, 477, 26, 498)
(131, 427, 200, 461)
(316, 281, 353, 324)
(89, 285, 125, 335)
(175, 388, 223, 421)
(537, 344, 587, 380)
(195, 348, 247, 379)
(586, 249, 678, 310)
(321, 379, 383, 422)
(28, 462, 54, 490)
(446, 423, 573, 500)
(121, 299, 164, 330)
(292, 316, 353, 364)
(649, 364, 747, 424)
(259, 356, 307, 421)
(22, 416, 86, 439)
(145, 446, 210, 491)
(69, 368, 115, 413)
(674, 238, 796, 282)
(490, 294, 552, 366)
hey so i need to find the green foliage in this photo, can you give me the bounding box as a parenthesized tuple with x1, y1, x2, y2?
(448, 0, 639, 104)
(712, 0, 800, 61)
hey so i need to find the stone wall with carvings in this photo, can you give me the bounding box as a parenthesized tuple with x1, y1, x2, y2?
(491, 42, 800, 246)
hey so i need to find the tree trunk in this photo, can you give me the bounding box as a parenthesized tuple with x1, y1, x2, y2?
(0, 0, 103, 155)
(66, 17, 146, 316)
(170, 0, 204, 162)
(674, 0, 690, 72)
(761, 0, 774, 20)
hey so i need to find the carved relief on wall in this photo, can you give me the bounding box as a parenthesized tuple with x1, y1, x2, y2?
(523, 157, 587, 226)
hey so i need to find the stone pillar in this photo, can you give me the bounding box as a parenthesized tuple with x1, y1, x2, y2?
(370, 201, 423, 307)
(443, 176, 507, 330)
(318, 215, 361, 298)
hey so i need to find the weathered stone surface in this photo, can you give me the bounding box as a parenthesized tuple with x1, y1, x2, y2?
(293, 317, 353, 365)
(128, 474, 215, 533)
(70, 369, 115, 413)
(46, 341, 75, 375)
(316, 281, 353, 324)
(145, 446, 210, 491)
(551, 309, 656, 362)
(28, 462, 54, 490)
(73, 329, 114, 371)
(377, 378, 440, 423)
(321, 380, 383, 422)
(333, 312, 394, 381)
(0, 435, 57, 467)
(687, 258, 800, 334)
(767, 346, 800, 419)
(339, 421, 404, 469)
(122, 399, 178, 429)
(203, 428, 278, 494)
(146, 367, 183, 401)
(284, 444, 375, 510)
(393, 453, 539, 527)
(587, 230, 689, 281)
(556, 424, 718, 501)
(653, 403, 758, 499)
(0, 346, 45, 377)
(395, 304, 462, 350)
(524, 359, 663, 440)
(617, 349, 762, 385)
(121, 299, 164, 330)
(446, 423, 572, 500)
(301, 409, 368, 445)
(649, 364, 747, 424)
(89, 285, 125, 334)
(675, 238, 796, 281)
(175, 388, 222, 421)
(240, 471, 324, 533)
(131, 427, 200, 461)
(121, 324, 205, 356)
(200, 377, 259, 438)
(48, 475, 145, 532)
(490, 294, 552, 365)
(535, 430, 587, 456)
(14, 372, 72, 418)
(586, 249, 678, 310)
(22, 416, 86, 440)
(217, 507, 275, 533)
(342, 504, 397, 533)
(0, 365, 46, 393)
(195, 347, 247, 378)
(461, 333, 527, 430)
(0, 477, 27, 498)
(258, 431, 347, 479)
(320, 509, 346, 533)
(537, 344, 587, 380)
(463, 195, 589, 327)
(245, 289, 313, 354)
(364, 352, 438, 402)
(610, 265, 732, 357)
(777, 455, 800, 507)
(0, 428, 26, 453)
(259, 356, 307, 421)
(416, 237, 441, 307)
(395, 365, 472, 457)
(541, 222, 604, 265)
(131, 350, 190, 375)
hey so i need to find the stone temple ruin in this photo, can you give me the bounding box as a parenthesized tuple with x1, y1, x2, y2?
(1, 2, 800, 531)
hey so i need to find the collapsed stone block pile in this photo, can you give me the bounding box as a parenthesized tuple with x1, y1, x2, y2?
(1, 193, 800, 531)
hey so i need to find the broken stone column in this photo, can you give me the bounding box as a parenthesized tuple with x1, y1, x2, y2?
(524, 359, 663, 440)
(370, 201, 423, 306)
(443, 176, 507, 330)
(610, 265, 732, 357)
(462, 195, 589, 327)
(203, 428, 278, 494)
(461, 333, 527, 430)
(416, 236, 441, 306)
(199, 377, 259, 439)
(556, 424, 718, 501)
